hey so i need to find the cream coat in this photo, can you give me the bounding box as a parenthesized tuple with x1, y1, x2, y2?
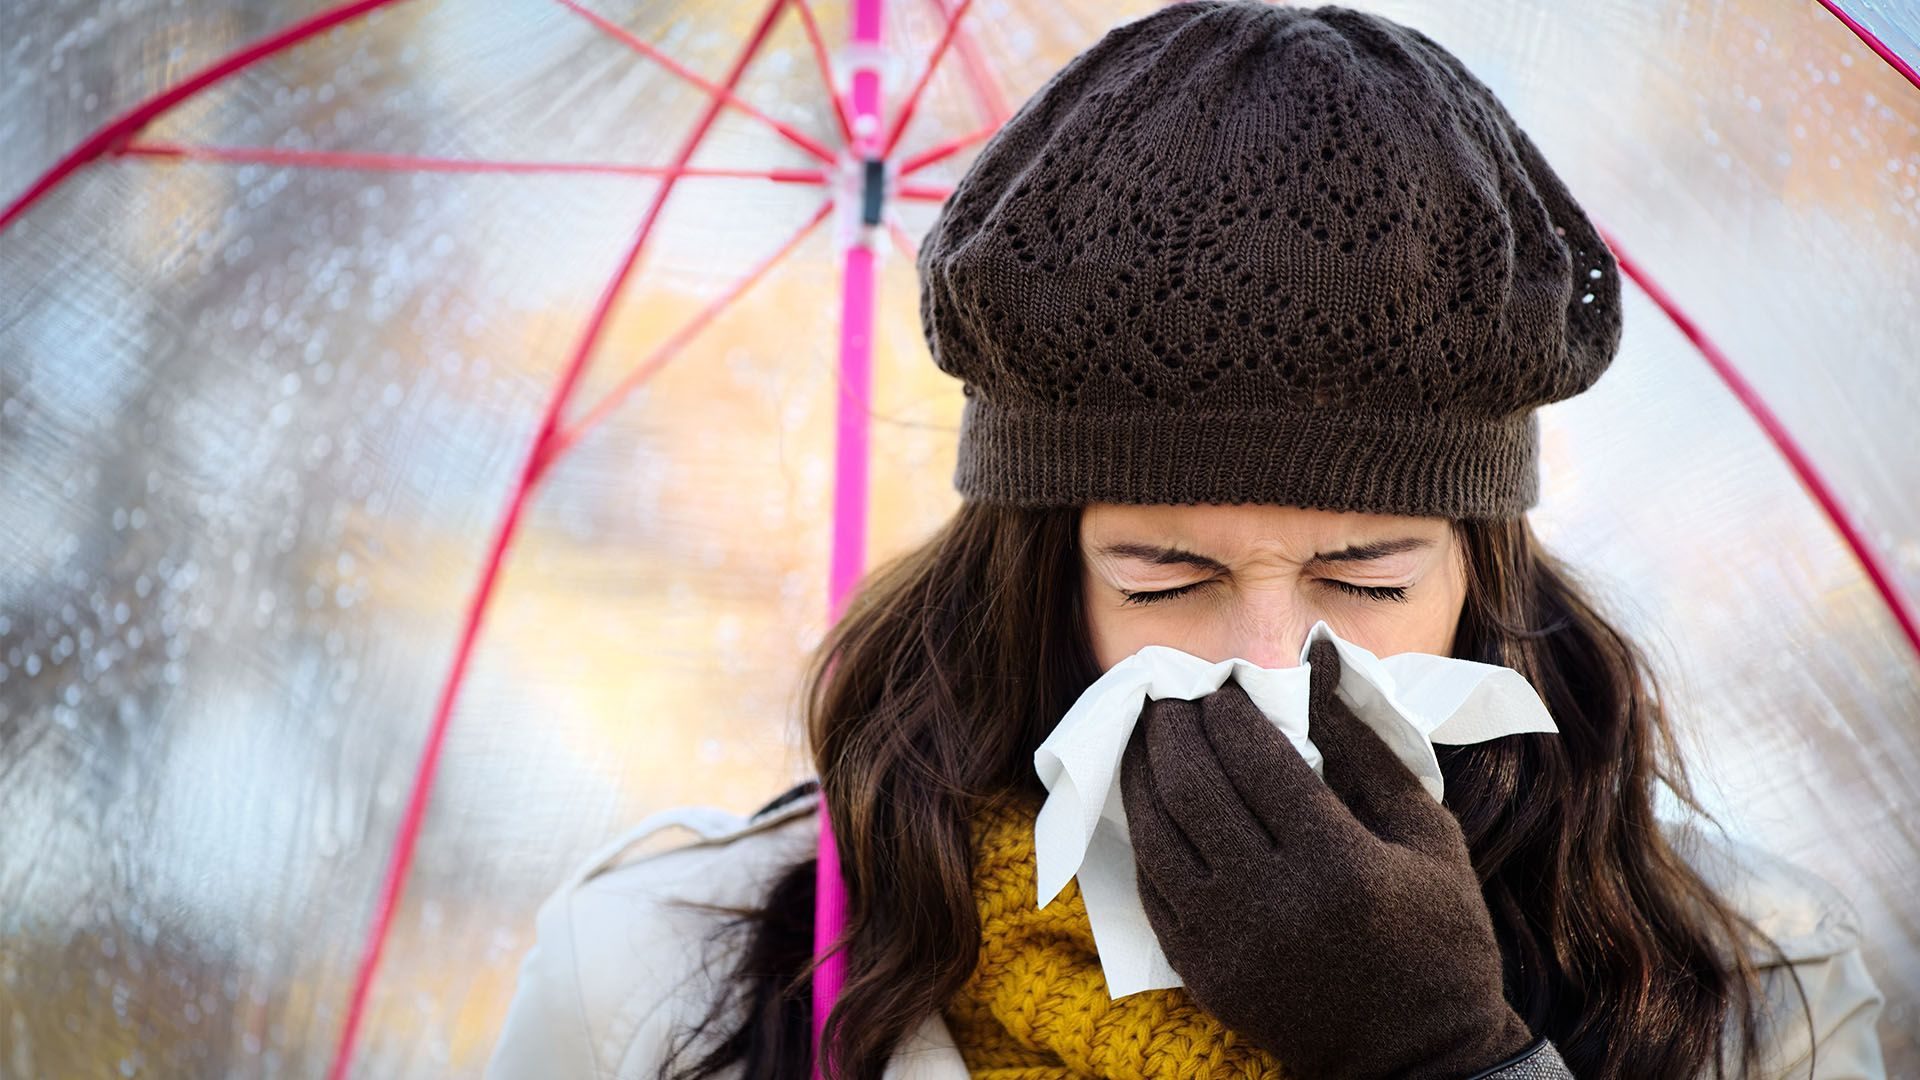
(484, 786, 1888, 1079)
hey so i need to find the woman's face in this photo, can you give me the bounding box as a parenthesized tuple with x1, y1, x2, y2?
(1078, 501, 1468, 672)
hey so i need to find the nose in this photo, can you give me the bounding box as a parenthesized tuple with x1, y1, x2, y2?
(1229, 625, 1309, 670)
(1204, 588, 1324, 669)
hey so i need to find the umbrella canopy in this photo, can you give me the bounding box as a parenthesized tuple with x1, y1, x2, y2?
(1, 0, 1915, 1076)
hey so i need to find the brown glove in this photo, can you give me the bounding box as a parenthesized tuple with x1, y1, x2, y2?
(1118, 638, 1540, 1080)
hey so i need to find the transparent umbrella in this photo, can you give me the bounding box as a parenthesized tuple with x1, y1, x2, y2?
(1, 0, 1915, 1076)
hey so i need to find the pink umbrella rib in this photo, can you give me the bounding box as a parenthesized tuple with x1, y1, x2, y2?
(1814, 0, 1920, 92)
(898, 127, 994, 178)
(548, 198, 835, 460)
(554, 0, 841, 166)
(897, 181, 957, 201)
(791, 0, 859, 151)
(117, 141, 829, 184)
(327, 1, 802, 1077)
(0, 0, 415, 234)
(881, 0, 976, 159)
(884, 209, 920, 261)
(1600, 227, 1920, 661)
(921, 0, 1009, 126)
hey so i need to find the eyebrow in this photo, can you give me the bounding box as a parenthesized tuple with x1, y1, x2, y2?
(1096, 536, 1435, 570)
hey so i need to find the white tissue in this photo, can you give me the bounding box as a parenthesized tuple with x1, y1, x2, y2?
(1031, 619, 1559, 998)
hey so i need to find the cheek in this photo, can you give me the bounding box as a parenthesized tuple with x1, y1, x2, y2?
(1296, 604, 1439, 659)
(1335, 553, 1468, 657)
(1390, 566, 1467, 656)
(1080, 570, 1116, 668)
(1082, 598, 1134, 672)
(1399, 598, 1462, 656)
(1082, 594, 1197, 672)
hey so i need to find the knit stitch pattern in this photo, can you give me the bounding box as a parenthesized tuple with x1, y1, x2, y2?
(940, 795, 1296, 1079)
(915, 1, 1623, 519)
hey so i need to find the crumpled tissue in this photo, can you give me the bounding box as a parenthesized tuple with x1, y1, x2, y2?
(1032, 618, 1559, 998)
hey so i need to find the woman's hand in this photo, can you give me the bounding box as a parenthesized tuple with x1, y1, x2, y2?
(1118, 638, 1537, 1080)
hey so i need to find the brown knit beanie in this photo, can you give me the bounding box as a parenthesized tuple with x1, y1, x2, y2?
(915, 0, 1623, 520)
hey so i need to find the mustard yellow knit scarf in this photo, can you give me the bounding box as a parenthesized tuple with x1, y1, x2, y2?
(939, 795, 1296, 1079)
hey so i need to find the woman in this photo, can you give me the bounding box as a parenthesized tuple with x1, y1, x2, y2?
(486, 3, 1888, 1077)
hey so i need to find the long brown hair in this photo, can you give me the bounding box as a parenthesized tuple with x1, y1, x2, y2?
(658, 500, 1810, 1080)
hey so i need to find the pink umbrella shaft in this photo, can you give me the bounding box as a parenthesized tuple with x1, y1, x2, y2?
(815, 0, 884, 1072)
(813, 241, 872, 1075)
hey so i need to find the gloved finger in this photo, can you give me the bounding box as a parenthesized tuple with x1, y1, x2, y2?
(1195, 678, 1374, 855)
(1306, 638, 1466, 861)
(1119, 707, 1208, 886)
(1140, 690, 1282, 872)
(1132, 851, 1184, 941)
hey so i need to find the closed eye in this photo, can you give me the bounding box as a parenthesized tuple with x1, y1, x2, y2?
(1119, 581, 1211, 606)
(1119, 580, 1411, 605)
(1324, 579, 1410, 603)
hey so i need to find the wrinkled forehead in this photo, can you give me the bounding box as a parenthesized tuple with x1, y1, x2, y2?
(1078, 502, 1452, 567)
(1080, 501, 1447, 543)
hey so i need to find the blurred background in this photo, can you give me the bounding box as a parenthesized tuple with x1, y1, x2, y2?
(1, 0, 1916, 1076)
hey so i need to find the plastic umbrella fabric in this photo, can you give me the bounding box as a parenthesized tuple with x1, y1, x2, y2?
(1, 0, 1917, 1076)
